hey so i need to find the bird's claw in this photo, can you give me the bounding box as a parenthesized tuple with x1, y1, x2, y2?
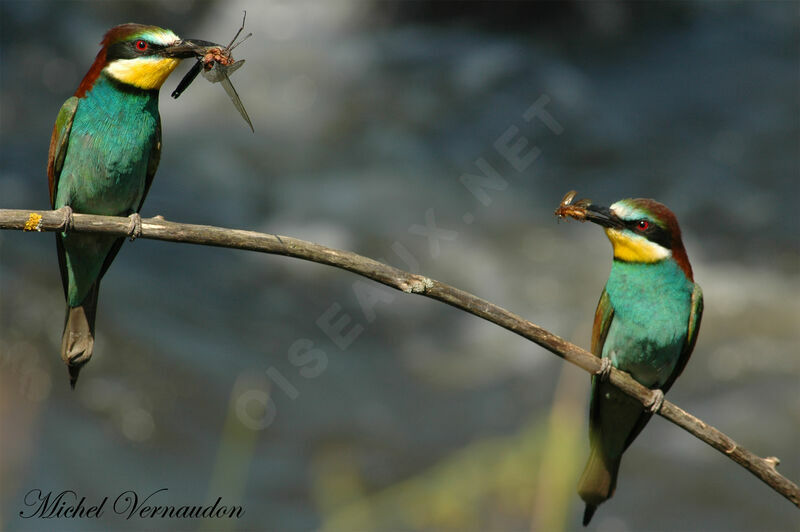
(59, 206, 74, 233)
(127, 213, 142, 241)
(647, 389, 665, 413)
(595, 357, 613, 381)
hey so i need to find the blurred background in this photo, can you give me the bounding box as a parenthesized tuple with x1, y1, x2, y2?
(1, 1, 798, 530)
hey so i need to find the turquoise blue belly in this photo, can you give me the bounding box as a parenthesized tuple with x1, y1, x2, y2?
(603, 259, 693, 388)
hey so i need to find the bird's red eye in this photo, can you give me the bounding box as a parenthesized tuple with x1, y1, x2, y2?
(135, 40, 148, 51)
(637, 220, 650, 231)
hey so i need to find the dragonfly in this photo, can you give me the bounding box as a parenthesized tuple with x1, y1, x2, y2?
(172, 12, 254, 132)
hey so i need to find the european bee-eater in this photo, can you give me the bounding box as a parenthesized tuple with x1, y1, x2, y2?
(48, 24, 204, 387)
(574, 198, 703, 525)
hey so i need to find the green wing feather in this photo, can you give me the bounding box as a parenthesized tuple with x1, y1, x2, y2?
(139, 117, 161, 212)
(662, 282, 703, 393)
(580, 287, 619, 520)
(48, 97, 79, 208)
(591, 288, 614, 357)
(587, 287, 614, 427)
(47, 97, 79, 298)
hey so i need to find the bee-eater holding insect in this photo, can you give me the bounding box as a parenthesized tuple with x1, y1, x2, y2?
(48, 24, 209, 388)
(556, 192, 703, 525)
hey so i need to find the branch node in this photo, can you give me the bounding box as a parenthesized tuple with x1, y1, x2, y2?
(400, 275, 434, 294)
(765, 456, 781, 469)
(724, 441, 738, 454)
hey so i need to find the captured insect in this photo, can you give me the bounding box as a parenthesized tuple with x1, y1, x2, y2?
(172, 12, 254, 132)
(554, 190, 592, 221)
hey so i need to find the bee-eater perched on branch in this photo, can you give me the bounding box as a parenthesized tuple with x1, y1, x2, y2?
(48, 24, 206, 388)
(569, 198, 703, 525)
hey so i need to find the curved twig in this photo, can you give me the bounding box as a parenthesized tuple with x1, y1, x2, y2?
(1, 207, 798, 508)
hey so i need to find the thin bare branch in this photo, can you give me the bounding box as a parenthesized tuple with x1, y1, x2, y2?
(2, 207, 798, 508)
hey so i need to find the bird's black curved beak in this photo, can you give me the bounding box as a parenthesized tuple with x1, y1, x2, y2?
(161, 39, 220, 59)
(584, 204, 624, 229)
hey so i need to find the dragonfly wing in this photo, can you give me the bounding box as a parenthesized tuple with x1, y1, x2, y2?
(202, 59, 245, 83)
(201, 62, 224, 83)
(224, 59, 245, 77)
(220, 70, 254, 132)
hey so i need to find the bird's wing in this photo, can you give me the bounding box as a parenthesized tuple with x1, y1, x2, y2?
(137, 116, 161, 212)
(588, 287, 615, 436)
(48, 97, 79, 298)
(591, 287, 614, 357)
(48, 97, 79, 208)
(588, 286, 614, 432)
(589, 287, 652, 453)
(661, 282, 704, 394)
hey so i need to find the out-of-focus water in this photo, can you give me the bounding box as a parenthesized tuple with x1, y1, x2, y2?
(1, 1, 798, 530)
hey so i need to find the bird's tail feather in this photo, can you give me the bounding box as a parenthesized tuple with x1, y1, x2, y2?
(582, 504, 597, 527)
(577, 445, 620, 526)
(60, 283, 99, 389)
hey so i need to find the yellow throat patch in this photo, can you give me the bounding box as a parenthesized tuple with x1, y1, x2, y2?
(604, 228, 670, 263)
(105, 57, 181, 90)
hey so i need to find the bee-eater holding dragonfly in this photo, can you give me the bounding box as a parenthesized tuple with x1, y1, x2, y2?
(48, 24, 221, 388)
(557, 193, 703, 525)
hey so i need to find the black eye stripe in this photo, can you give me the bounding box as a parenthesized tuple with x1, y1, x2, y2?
(626, 219, 672, 249)
(106, 40, 165, 61)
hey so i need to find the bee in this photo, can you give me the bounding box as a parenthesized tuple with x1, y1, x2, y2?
(171, 12, 253, 131)
(554, 190, 591, 221)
